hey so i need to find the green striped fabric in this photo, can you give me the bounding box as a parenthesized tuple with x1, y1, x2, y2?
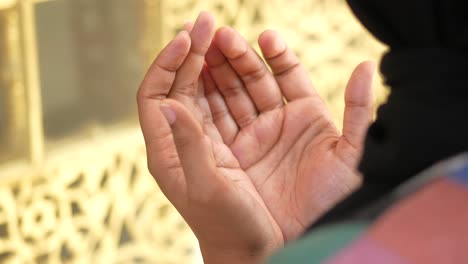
(267, 222, 368, 264)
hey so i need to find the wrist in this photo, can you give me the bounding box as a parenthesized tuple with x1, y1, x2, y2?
(199, 240, 280, 264)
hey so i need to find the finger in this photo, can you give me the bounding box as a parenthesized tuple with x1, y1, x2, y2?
(139, 102, 186, 205)
(205, 43, 258, 128)
(196, 72, 224, 143)
(136, 31, 191, 202)
(170, 11, 215, 100)
(258, 30, 315, 101)
(183, 21, 194, 32)
(159, 99, 219, 193)
(137, 30, 191, 99)
(342, 61, 376, 150)
(202, 67, 239, 145)
(181, 18, 221, 142)
(215, 27, 284, 112)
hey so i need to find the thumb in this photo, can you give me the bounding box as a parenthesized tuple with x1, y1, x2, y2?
(159, 99, 219, 194)
(342, 61, 376, 151)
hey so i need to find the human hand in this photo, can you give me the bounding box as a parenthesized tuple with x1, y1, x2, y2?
(203, 27, 375, 241)
(137, 12, 283, 264)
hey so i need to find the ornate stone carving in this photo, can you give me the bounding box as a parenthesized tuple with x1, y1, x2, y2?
(0, 130, 197, 263)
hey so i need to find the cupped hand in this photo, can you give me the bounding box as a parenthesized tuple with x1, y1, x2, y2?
(137, 12, 283, 264)
(203, 27, 375, 241)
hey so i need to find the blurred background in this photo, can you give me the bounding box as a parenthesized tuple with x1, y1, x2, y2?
(0, 0, 385, 263)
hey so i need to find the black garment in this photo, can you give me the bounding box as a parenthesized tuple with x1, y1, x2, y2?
(307, 0, 468, 232)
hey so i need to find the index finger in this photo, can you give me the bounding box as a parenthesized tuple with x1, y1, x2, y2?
(169, 11, 216, 99)
(137, 30, 191, 100)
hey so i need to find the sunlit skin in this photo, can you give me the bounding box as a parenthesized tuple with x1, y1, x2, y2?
(137, 12, 375, 264)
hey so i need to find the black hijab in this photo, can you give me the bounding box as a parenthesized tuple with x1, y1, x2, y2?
(307, 0, 468, 231)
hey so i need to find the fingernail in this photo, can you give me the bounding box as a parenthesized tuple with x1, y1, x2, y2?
(181, 21, 192, 33)
(175, 29, 187, 39)
(160, 104, 176, 125)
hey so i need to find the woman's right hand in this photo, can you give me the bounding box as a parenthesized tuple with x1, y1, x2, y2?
(137, 12, 283, 263)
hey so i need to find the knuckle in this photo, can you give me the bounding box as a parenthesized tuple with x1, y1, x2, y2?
(202, 112, 214, 126)
(145, 130, 175, 157)
(274, 61, 301, 77)
(191, 44, 210, 58)
(174, 135, 193, 151)
(236, 113, 256, 128)
(345, 98, 371, 108)
(267, 49, 301, 77)
(164, 159, 184, 175)
(152, 128, 174, 144)
(197, 100, 214, 123)
(221, 81, 244, 98)
(228, 44, 248, 60)
(260, 99, 283, 112)
(241, 66, 268, 85)
(211, 108, 230, 122)
(155, 60, 179, 73)
(147, 150, 182, 178)
(137, 77, 172, 101)
(174, 83, 198, 97)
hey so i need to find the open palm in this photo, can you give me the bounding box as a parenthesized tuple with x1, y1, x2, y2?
(137, 13, 286, 262)
(138, 12, 375, 263)
(203, 28, 375, 241)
